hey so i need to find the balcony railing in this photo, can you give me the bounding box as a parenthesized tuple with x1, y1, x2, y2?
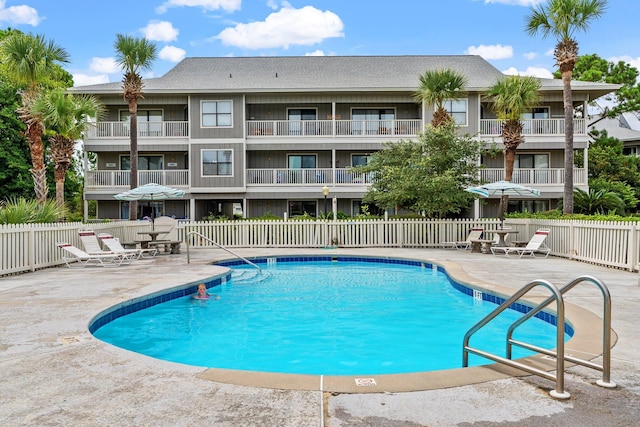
(480, 168, 586, 186)
(247, 119, 422, 137)
(86, 121, 189, 139)
(246, 168, 373, 186)
(479, 118, 586, 136)
(85, 170, 189, 188)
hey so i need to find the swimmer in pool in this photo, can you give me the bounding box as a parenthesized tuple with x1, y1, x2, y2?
(193, 283, 220, 300)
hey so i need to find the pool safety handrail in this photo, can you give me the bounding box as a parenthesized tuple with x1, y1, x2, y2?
(463, 275, 616, 399)
(505, 275, 616, 389)
(185, 231, 262, 272)
(462, 279, 571, 399)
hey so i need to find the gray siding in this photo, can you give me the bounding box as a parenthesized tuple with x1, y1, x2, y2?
(190, 95, 245, 139)
(190, 141, 245, 188)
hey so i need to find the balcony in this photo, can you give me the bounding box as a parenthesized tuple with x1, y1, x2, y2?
(246, 168, 373, 186)
(84, 170, 189, 190)
(480, 168, 587, 186)
(247, 119, 422, 137)
(479, 118, 586, 136)
(86, 121, 189, 139)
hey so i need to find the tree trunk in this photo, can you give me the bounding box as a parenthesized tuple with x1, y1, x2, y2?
(562, 69, 574, 214)
(128, 99, 139, 220)
(25, 122, 48, 205)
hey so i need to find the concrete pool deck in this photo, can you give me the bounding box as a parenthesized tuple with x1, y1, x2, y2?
(1, 247, 639, 426)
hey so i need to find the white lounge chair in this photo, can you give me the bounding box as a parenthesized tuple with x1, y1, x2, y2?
(490, 229, 551, 258)
(78, 229, 112, 255)
(98, 233, 157, 259)
(441, 227, 484, 250)
(57, 242, 129, 268)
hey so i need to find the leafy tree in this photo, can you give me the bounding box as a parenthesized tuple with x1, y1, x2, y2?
(413, 68, 467, 127)
(525, 0, 608, 215)
(114, 34, 157, 220)
(31, 88, 105, 206)
(559, 53, 640, 117)
(0, 31, 70, 204)
(353, 122, 489, 217)
(0, 78, 33, 200)
(581, 129, 640, 210)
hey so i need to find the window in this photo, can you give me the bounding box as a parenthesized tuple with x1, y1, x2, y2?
(522, 107, 549, 119)
(288, 154, 316, 169)
(289, 200, 317, 217)
(120, 155, 163, 170)
(202, 101, 232, 127)
(120, 109, 163, 136)
(288, 108, 317, 135)
(514, 153, 549, 184)
(508, 200, 549, 214)
(352, 109, 395, 134)
(202, 150, 233, 176)
(443, 99, 467, 126)
(351, 154, 370, 167)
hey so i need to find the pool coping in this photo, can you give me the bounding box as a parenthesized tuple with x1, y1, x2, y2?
(91, 255, 615, 394)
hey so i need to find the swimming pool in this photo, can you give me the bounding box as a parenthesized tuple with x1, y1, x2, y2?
(91, 256, 571, 376)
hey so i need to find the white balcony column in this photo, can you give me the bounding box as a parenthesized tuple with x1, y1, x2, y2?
(332, 149, 336, 183)
(332, 101, 336, 138)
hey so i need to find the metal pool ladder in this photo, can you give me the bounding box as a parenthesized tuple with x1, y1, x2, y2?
(462, 274, 616, 399)
(185, 231, 262, 272)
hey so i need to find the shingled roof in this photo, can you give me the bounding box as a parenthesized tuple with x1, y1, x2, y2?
(70, 55, 620, 97)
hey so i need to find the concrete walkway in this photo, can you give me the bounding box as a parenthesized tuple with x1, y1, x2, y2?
(1, 247, 638, 426)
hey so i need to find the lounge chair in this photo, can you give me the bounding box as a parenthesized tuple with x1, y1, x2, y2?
(490, 229, 551, 258)
(98, 233, 157, 259)
(441, 227, 484, 250)
(57, 243, 130, 268)
(78, 229, 113, 255)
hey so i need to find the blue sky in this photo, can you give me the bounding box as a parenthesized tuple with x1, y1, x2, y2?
(1, 0, 638, 87)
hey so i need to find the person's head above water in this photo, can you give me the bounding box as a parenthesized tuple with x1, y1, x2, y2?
(194, 283, 209, 299)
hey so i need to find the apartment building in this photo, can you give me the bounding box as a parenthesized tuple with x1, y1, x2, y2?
(71, 55, 618, 220)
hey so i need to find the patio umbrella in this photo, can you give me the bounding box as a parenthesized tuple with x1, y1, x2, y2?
(114, 183, 185, 229)
(465, 180, 540, 227)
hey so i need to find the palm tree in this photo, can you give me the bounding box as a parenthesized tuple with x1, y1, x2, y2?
(413, 68, 467, 127)
(485, 75, 541, 221)
(485, 76, 541, 181)
(114, 34, 157, 220)
(0, 32, 69, 204)
(525, 0, 608, 214)
(31, 88, 105, 205)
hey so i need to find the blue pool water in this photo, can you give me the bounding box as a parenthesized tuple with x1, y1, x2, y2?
(93, 258, 570, 375)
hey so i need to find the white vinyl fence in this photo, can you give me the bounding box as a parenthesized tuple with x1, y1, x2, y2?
(3, 218, 640, 276)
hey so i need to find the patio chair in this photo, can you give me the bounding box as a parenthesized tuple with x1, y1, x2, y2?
(490, 229, 551, 258)
(98, 233, 157, 259)
(79, 229, 137, 262)
(78, 229, 112, 255)
(57, 243, 130, 268)
(441, 227, 484, 250)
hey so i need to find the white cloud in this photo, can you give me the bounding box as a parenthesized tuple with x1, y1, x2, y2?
(523, 52, 537, 60)
(156, 0, 240, 14)
(502, 66, 554, 79)
(266, 0, 278, 10)
(73, 73, 110, 87)
(465, 44, 513, 60)
(545, 48, 554, 56)
(159, 45, 186, 62)
(305, 50, 325, 56)
(89, 57, 120, 74)
(141, 20, 179, 42)
(215, 5, 344, 49)
(0, 0, 42, 26)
